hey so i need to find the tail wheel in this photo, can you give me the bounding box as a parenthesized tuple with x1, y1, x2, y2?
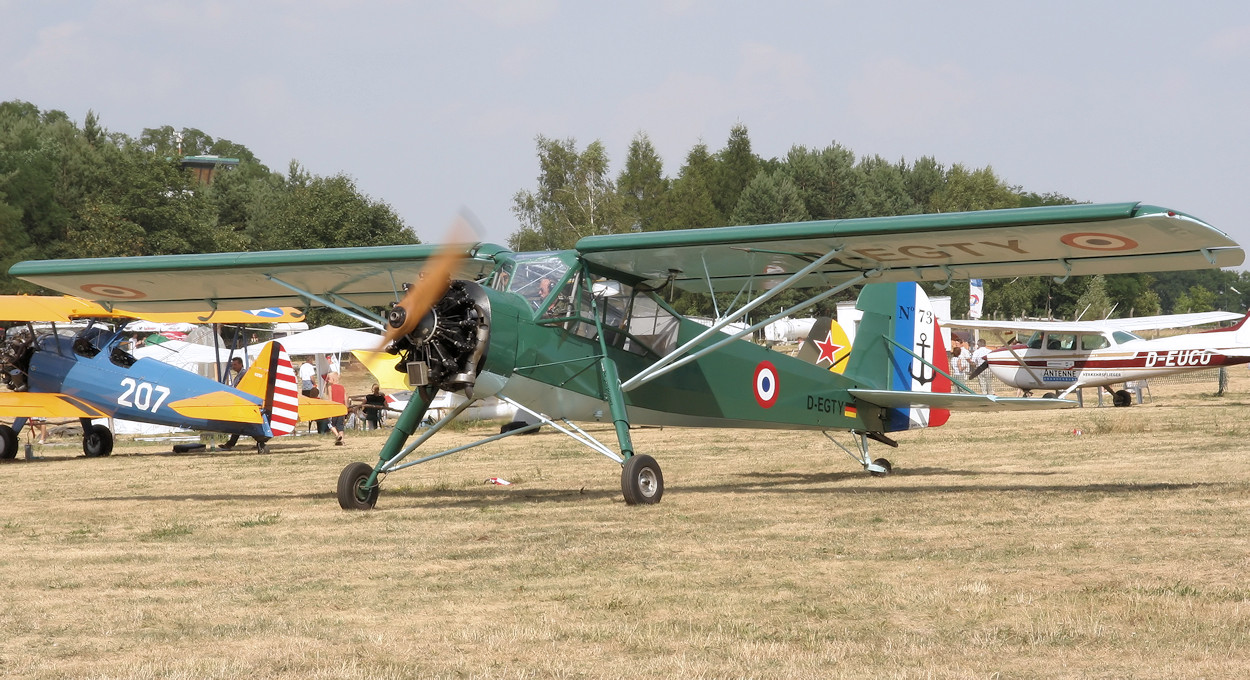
(83, 424, 113, 457)
(621, 454, 663, 505)
(0, 425, 17, 460)
(338, 462, 380, 510)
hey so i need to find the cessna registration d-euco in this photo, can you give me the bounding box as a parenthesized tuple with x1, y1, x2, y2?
(949, 311, 1250, 405)
(10, 202, 1243, 508)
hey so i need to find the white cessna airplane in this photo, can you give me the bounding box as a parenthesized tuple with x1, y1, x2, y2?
(947, 311, 1250, 406)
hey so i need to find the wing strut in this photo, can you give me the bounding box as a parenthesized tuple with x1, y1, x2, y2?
(265, 275, 385, 331)
(619, 248, 853, 391)
(622, 269, 876, 392)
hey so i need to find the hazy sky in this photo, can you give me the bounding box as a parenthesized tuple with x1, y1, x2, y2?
(4, 1, 1249, 255)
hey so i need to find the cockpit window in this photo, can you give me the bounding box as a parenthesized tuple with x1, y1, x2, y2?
(574, 277, 680, 357)
(507, 254, 571, 313)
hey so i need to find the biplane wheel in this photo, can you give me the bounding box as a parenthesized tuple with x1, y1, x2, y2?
(621, 454, 663, 505)
(0, 425, 17, 460)
(338, 462, 380, 510)
(1113, 389, 1133, 407)
(1042, 392, 1057, 399)
(83, 424, 113, 458)
(870, 458, 893, 477)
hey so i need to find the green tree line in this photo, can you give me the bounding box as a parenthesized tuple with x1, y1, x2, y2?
(510, 125, 1250, 319)
(3, 101, 1244, 322)
(0, 100, 416, 294)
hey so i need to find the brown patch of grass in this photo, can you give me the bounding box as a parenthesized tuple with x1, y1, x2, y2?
(2, 373, 1250, 677)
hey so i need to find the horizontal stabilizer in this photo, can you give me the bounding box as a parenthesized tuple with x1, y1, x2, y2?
(849, 389, 1078, 411)
(298, 395, 348, 421)
(0, 392, 108, 418)
(167, 392, 264, 424)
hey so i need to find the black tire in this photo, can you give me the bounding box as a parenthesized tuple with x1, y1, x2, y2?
(1042, 392, 1057, 399)
(500, 420, 538, 435)
(0, 425, 17, 460)
(621, 454, 663, 505)
(338, 462, 380, 510)
(83, 424, 113, 457)
(1113, 389, 1133, 407)
(870, 457, 893, 477)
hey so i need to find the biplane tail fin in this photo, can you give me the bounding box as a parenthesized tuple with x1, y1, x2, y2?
(236, 341, 300, 436)
(844, 282, 951, 432)
(795, 317, 852, 374)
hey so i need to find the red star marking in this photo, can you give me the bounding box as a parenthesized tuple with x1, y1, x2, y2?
(813, 331, 844, 366)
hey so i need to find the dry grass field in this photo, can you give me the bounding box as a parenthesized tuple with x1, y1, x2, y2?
(3, 368, 1249, 678)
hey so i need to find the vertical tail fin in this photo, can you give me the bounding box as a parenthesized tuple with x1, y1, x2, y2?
(236, 341, 300, 436)
(795, 317, 852, 374)
(844, 282, 950, 432)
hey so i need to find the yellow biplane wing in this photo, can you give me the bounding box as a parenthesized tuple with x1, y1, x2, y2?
(0, 392, 108, 419)
(0, 295, 305, 324)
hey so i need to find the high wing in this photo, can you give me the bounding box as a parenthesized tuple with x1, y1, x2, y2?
(575, 203, 1242, 293)
(7, 244, 501, 314)
(6, 203, 1241, 317)
(945, 310, 1245, 335)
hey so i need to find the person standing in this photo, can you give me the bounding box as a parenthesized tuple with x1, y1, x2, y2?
(361, 383, 387, 430)
(298, 360, 318, 397)
(324, 371, 348, 445)
(971, 339, 993, 394)
(220, 357, 247, 450)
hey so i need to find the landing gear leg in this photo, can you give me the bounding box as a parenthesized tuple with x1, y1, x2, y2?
(337, 386, 435, 510)
(827, 430, 893, 476)
(598, 354, 664, 505)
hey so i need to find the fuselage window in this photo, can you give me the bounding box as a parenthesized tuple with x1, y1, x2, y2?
(1080, 334, 1110, 351)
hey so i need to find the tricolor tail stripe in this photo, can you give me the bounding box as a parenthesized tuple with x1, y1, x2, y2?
(268, 343, 300, 436)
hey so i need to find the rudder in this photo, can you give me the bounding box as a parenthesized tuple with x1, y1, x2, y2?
(236, 341, 300, 436)
(844, 282, 950, 431)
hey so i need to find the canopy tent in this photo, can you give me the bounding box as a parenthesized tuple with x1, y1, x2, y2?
(269, 325, 383, 356)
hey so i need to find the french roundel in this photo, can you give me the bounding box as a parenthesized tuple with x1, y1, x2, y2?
(753, 361, 778, 408)
(246, 307, 285, 318)
(1060, 232, 1138, 251)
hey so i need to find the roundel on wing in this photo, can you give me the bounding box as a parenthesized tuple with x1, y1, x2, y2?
(246, 307, 285, 318)
(753, 360, 778, 408)
(1060, 232, 1138, 251)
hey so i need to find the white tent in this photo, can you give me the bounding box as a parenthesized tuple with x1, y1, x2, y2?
(269, 325, 382, 356)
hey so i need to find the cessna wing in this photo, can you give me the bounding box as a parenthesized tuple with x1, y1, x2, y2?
(946, 311, 1245, 335)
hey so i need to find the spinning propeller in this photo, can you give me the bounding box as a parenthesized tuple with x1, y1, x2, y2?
(379, 217, 477, 349)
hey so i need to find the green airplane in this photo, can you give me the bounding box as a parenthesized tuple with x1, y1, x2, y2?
(9, 202, 1242, 509)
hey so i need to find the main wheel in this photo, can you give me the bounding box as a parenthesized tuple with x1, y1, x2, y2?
(870, 457, 893, 477)
(1113, 389, 1133, 407)
(338, 461, 380, 510)
(0, 425, 17, 460)
(83, 424, 113, 457)
(1042, 392, 1057, 399)
(621, 454, 663, 505)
